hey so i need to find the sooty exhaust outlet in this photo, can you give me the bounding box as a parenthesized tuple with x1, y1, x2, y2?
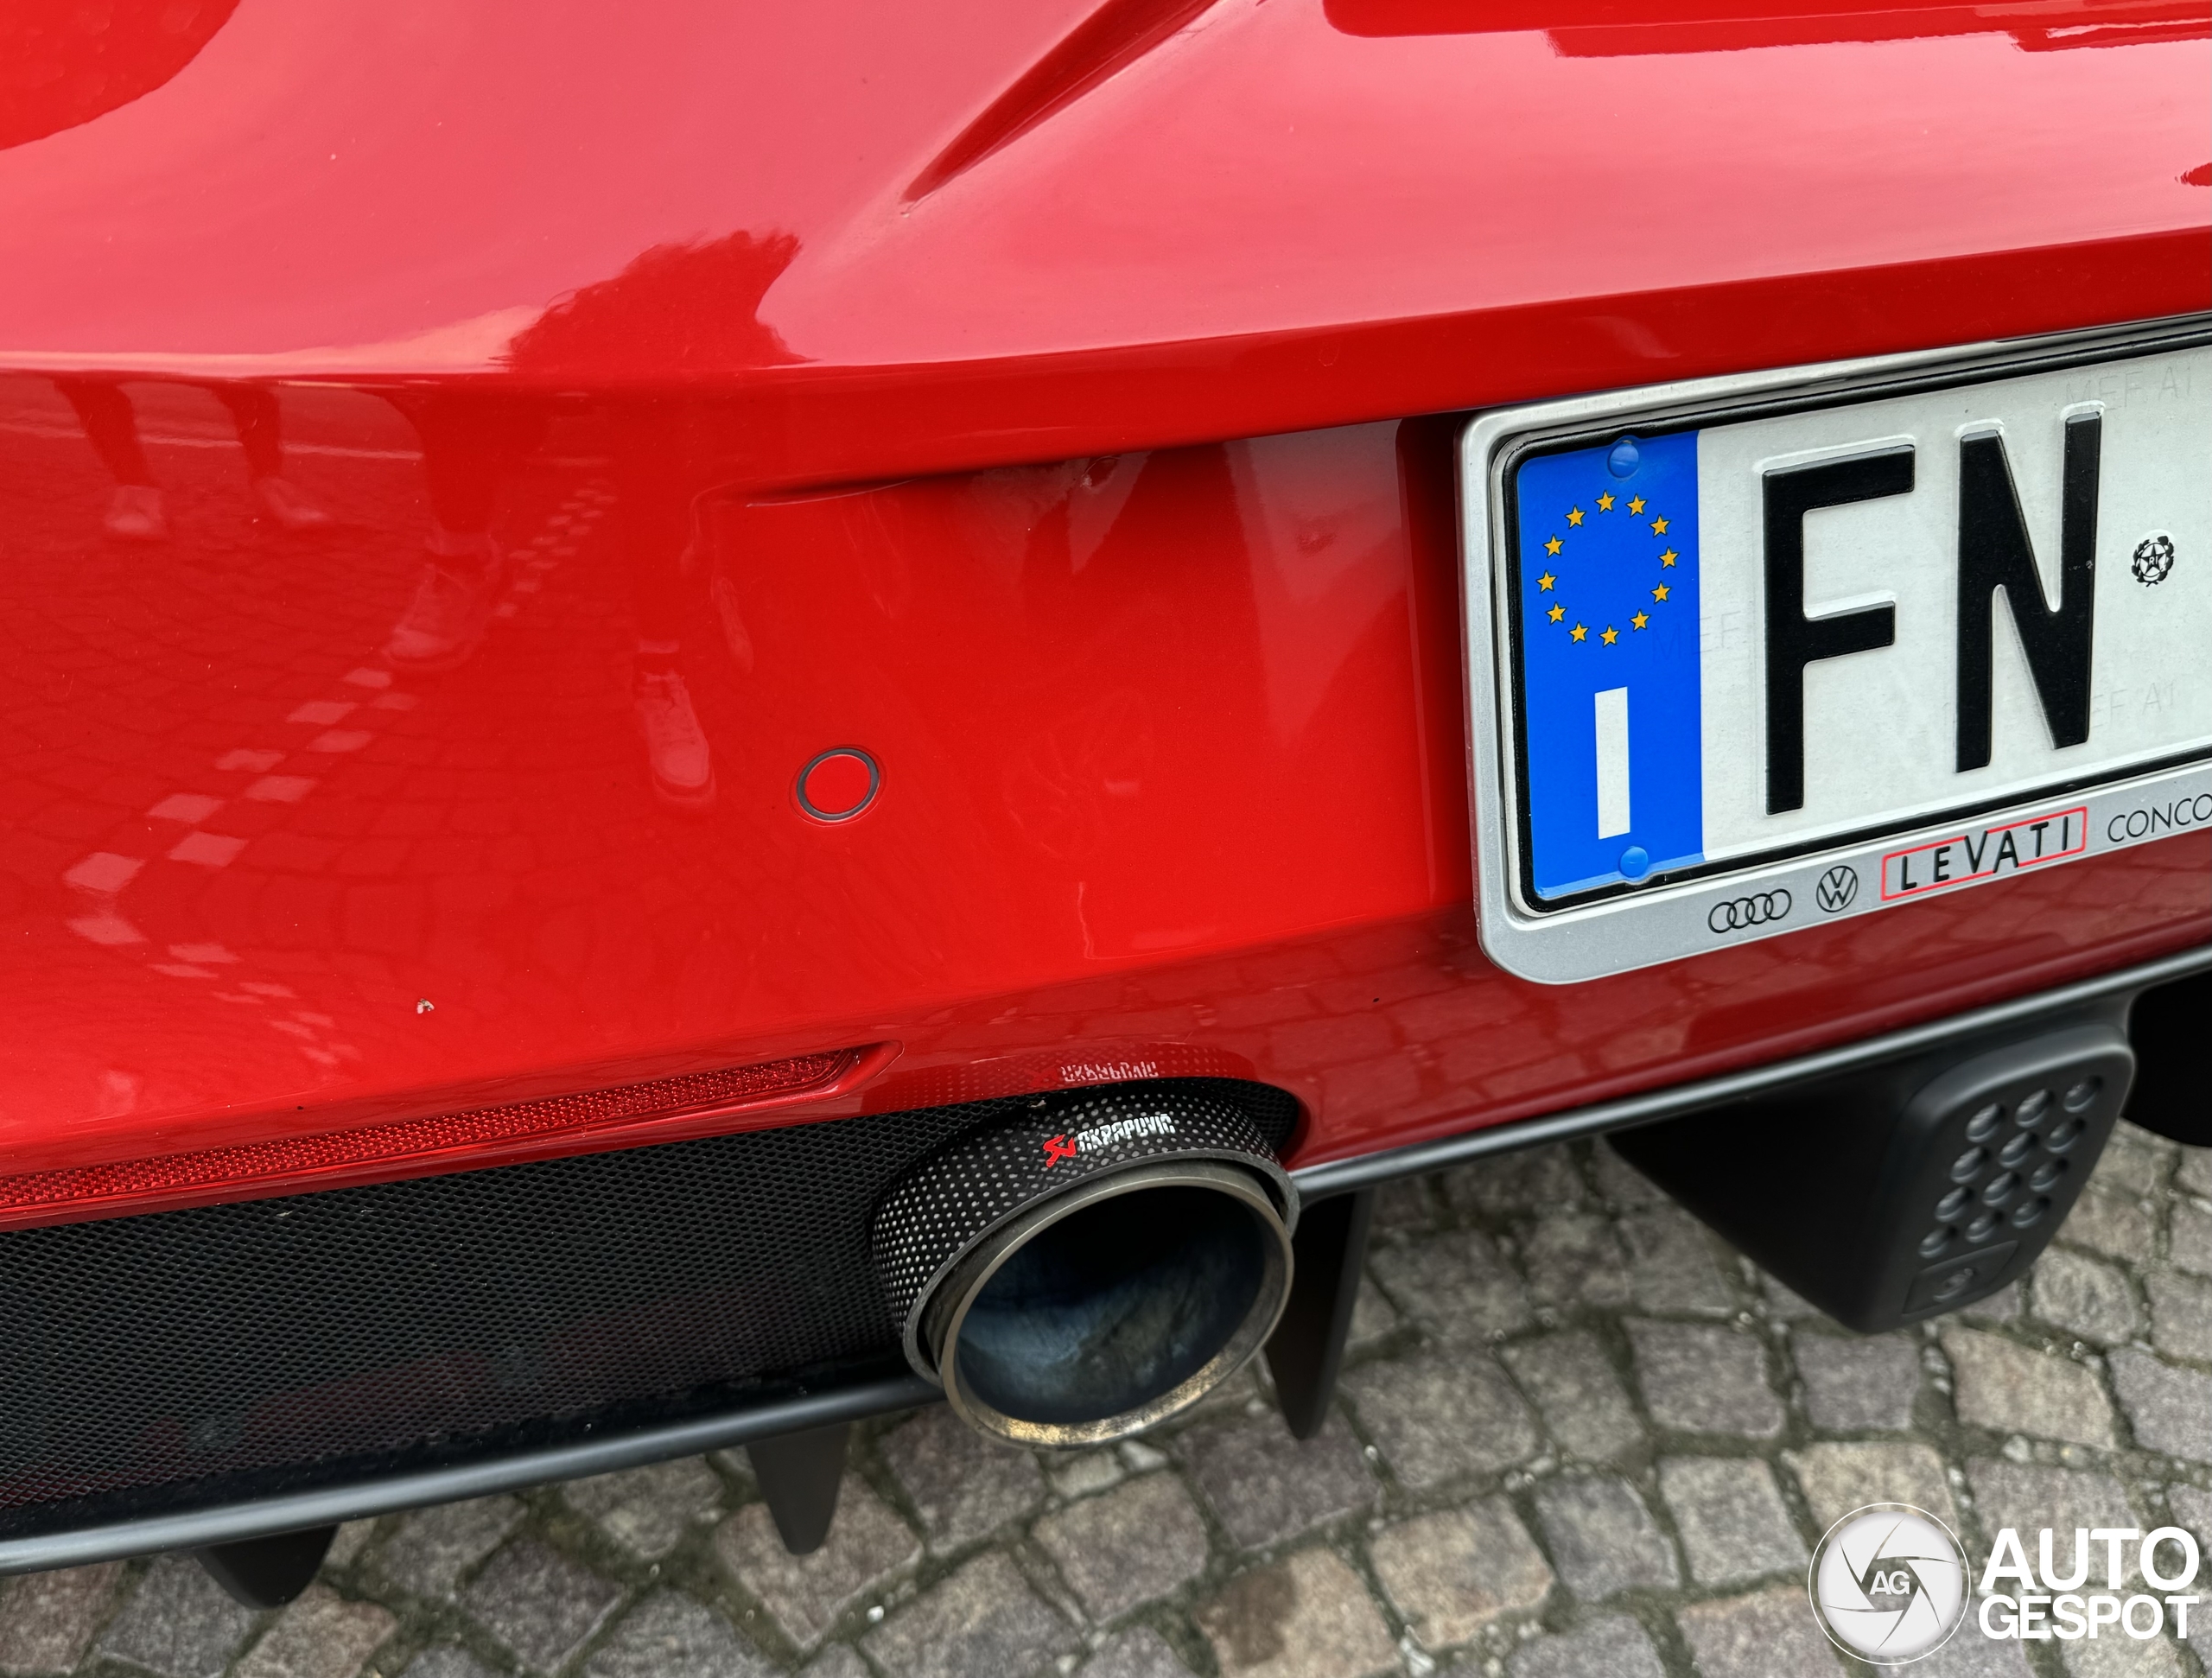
(873, 1087, 1296, 1446)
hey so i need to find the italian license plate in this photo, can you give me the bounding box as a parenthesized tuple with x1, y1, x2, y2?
(1461, 321, 2211, 982)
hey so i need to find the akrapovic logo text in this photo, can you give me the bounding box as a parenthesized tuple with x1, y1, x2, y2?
(1040, 1113, 1176, 1167)
(1060, 1058, 1161, 1084)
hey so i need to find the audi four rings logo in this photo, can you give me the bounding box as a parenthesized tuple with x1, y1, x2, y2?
(1708, 889, 1791, 933)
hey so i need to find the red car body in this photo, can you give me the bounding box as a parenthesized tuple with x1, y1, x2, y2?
(0, 0, 2204, 1565)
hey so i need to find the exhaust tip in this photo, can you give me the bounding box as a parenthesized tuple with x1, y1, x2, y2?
(874, 1089, 1297, 1446)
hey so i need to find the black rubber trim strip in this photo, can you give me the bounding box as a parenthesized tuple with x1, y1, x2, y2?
(5, 940, 2203, 1573)
(1289, 941, 2212, 1198)
(0, 1373, 937, 1576)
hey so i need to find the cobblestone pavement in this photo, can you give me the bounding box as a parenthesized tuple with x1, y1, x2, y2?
(4, 1121, 2208, 1678)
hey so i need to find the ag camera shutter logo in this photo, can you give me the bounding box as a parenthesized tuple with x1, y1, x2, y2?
(1809, 1504, 1969, 1664)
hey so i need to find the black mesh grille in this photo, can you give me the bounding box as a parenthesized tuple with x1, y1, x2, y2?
(0, 1078, 1294, 1541)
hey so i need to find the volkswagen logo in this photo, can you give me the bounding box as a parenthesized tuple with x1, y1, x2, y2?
(1708, 889, 1791, 933)
(1815, 865, 1860, 913)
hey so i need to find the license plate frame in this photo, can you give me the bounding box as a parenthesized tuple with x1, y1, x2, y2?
(1460, 316, 2212, 984)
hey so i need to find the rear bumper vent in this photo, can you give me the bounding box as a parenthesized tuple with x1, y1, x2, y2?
(0, 1078, 1295, 1543)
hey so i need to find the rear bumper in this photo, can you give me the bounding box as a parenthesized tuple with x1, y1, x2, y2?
(5, 938, 2201, 1576)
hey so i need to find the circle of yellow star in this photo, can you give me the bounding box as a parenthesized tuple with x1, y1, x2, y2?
(1544, 536, 1563, 556)
(1596, 493, 1615, 512)
(1570, 623, 1587, 642)
(1537, 571, 1556, 591)
(1601, 626, 1618, 645)
(1627, 496, 1646, 514)
(1649, 515, 1669, 536)
(1631, 611, 1649, 630)
(1567, 507, 1585, 527)
(1547, 604, 1565, 622)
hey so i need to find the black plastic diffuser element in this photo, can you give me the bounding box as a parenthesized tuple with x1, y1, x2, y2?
(1611, 1019, 2134, 1332)
(2126, 969, 2211, 1147)
(873, 1086, 1298, 1446)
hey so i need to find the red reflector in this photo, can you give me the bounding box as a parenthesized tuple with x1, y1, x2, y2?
(0, 1050, 867, 1230)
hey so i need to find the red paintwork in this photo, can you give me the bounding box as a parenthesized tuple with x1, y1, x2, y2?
(0, 0, 2205, 1212)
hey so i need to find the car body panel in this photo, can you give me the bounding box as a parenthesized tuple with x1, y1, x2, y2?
(0, 0, 2205, 1206)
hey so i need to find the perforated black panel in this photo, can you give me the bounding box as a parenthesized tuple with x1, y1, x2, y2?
(0, 1078, 1296, 1541)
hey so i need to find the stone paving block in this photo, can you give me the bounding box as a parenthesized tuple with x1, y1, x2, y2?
(460, 1538, 623, 1672)
(715, 1474, 920, 1649)
(861, 1551, 1077, 1678)
(1344, 1274, 1399, 1350)
(1594, 1142, 1669, 1209)
(1499, 1330, 1643, 1461)
(2028, 1248, 2143, 1345)
(372, 1495, 524, 1598)
(1442, 1146, 1584, 1217)
(1503, 1612, 1666, 1678)
(1962, 1281, 2024, 1325)
(798, 1648, 869, 1678)
(1180, 1411, 1374, 1549)
(1367, 1228, 1531, 1341)
(1048, 1449, 1127, 1500)
(1784, 1440, 1958, 1529)
(1530, 1474, 1680, 1599)
(2171, 1197, 2212, 1278)
(397, 1650, 502, 1678)
(1911, 1631, 2035, 1676)
(1967, 1462, 2141, 1582)
(2061, 1630, 2185, 1677)
(1619, 1204, 1735, 1314)
(2145, 1266, 2212, 1363)
(1370, 1176, 1434, 1232)
(1675, 1585, 1844, 1678)
(1520, 1212, 1633, 1309)
(880, 1405, 1046, 1551)
(1791, 1330, 1922, 1432)
(0, 1560, 123, 1675)
(93, 1556, 259, 1678)
(1193, 1548, 1395, 1678)
(1081, 1625, 1196, 1677)
(581, 1591, 776, 1678)
(1341, 1344, 1541, 1489)
(1370, 1497, 1553, 1648)
(1657, 1457, 1808, 1586)
(235, 1584, 394, 1678)
(2177, 1148, 2212, 1199)
(563, 1456, 726, 1560)
(1627, 1321, 1784, 1438)
(1941, 1328, 2116, 1450)
(2094, 1124, 2169, 1196)
(1759, 1271, 1823, 1321)
(1033, 1469, 1210, 1619)
(2169, 1483, 2212, 1552)
(322, 1522, 374, 1570)
(2108, 1347, 2212, 1464)
(2063, 1188, 2158, 1266)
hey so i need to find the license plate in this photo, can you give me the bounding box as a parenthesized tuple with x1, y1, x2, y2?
(1461, 321, 2211, 982)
